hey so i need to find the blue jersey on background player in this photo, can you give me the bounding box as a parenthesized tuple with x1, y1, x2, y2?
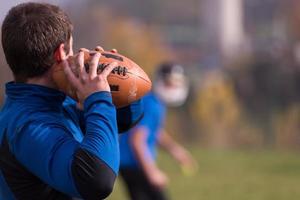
(120, 92, 166, 168)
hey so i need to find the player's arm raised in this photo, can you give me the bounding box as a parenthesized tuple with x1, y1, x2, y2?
(12, 51, 120, 199)
(64, 51, 120, 198)
(158, 129, 198, 174)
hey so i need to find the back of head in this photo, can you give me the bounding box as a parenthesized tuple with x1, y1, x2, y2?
(154, 62, 189, 107)
(1, 2, 73, 82)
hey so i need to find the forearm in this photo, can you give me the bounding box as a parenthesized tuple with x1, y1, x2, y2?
(159, 130, 183, 156)
(158, 131, 196, 171)
(72, 92, 119, 199)
(79, 91, 119, 173)
(134, 141, 158, 177)
(130, 129, 159, 178)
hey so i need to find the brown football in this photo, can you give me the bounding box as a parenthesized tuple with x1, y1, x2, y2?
(52, 51, 152, 108)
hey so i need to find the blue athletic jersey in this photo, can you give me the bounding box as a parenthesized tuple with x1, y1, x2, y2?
(0, 82, 143, 199)
(119, 92, 166, 168)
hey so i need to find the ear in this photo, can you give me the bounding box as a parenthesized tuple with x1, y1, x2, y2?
(54, 43, 67, 62)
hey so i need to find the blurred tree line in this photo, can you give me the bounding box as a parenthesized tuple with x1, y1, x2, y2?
(193, 0, 300, 150)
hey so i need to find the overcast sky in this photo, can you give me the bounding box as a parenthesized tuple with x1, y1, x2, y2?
(0, 0, 72, 21)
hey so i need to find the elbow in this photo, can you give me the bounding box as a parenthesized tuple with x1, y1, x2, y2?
(117, 99, 144, 133)
(72, 149, 117, 200)
(87, 177, 114, 199)
(117, 111, 144, 133)
(96, 178, 114, 198)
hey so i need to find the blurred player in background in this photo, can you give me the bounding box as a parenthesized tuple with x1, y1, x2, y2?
(119, 62, 198, 200)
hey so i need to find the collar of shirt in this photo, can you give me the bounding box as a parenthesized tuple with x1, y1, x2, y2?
(5, 81, 66, 111)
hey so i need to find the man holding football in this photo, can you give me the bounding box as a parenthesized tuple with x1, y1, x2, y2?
(0, 2, 143, 200)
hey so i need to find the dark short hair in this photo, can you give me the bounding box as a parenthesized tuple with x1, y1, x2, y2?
(1, 2, 73, 82)
(156, 62, 185, 80)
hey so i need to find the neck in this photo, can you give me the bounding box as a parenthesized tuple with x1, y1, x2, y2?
(25, 69, 57, 89)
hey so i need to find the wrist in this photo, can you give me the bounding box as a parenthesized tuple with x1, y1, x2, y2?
(144, 164, 159, 177)
(83, 91, 113, 111)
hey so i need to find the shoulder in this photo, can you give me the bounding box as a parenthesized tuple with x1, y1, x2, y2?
(143, 92, 159, 108)
(143, 92, 165, 113)
(5, 109, 68, 142)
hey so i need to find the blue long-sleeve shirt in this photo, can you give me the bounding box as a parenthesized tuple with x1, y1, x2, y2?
(0, 82, 143, 200)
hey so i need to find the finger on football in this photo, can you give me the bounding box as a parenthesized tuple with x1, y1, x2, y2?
(101, 62, 117, 78)
(110, 48, 118, 53)
(89, 52, 101, 79)
(74, 52, 82, 77)
(62, 60, 81, 88)
(77, 51, 87, 75)
(95, 46, 104, 52)
(79, 48, 90, 53)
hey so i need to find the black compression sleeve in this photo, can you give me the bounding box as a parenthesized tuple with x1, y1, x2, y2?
(71, 149, 116, 200)
(116, 99, 144, 133)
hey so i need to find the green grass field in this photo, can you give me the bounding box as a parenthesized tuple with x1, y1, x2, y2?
(108, 148, 300, 200)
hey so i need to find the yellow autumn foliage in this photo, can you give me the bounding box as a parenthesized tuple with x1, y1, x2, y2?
(193, 70, 263, 148)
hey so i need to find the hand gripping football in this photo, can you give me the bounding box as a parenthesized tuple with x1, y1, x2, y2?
(52, 51, 152, 108)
